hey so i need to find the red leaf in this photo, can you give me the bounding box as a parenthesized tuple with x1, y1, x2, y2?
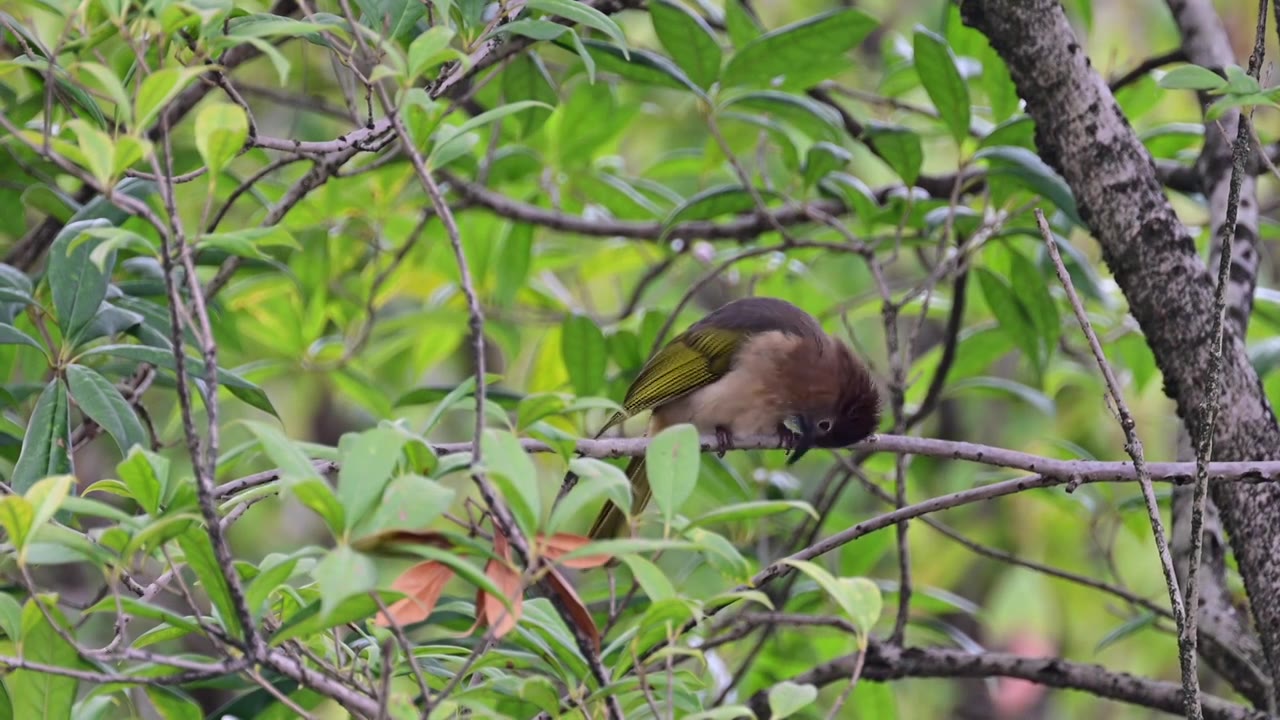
(352, 529, 452, 553)
(536, 532, 612, 569)
(544, 564, 600, 651)
(377, 560, 455, 627)
(477, 530, 524, 638)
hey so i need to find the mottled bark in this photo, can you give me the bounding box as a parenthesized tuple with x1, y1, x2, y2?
(960, 0, 1280, 699)
(1163, 0, 1270, 705)
(752, 642, 1270, 720)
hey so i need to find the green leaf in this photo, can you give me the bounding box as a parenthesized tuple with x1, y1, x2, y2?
(337, 426, 407, 529)
(243, 420, 342, 532)
(975, 267, 1043, 372)
(559, 314, 607, 397)
(494, 223, 534, 306)
(1157, 64, 1226, 91)
(499, 19, 573, 41)
(663, 184, 779, 230)
(134, 66, 212, 130)
(690, 500, 818, 527)
(65, 364, 147, 457)
(23, 475, 74, 560)
(75, 61, 134, 125)
(549, 457, 631, 532)
(557, 80, 625, 167)
(1222, 64, 1258, 95)
(0, 592, 23, 640)
(866, 126, 923, 185)
(83, 595, 203, 636)
(226, 13, 345, 39)
(501, 56, 557, 139)
(974, 146, 1083, 226)
(81, 344, 276, 415)
(194, 102, 249, 177)
(354, 473, 455, 539)
(562, 537, 698, 561)
(0, 324, 44, 353)
(620, 554, 675, 601)
(354, 0, 424, 42)
(407, 26, 457, 80)
(1008, 249, 1060, 370)
(723, 0, 762, 48)
(481, 429, 541, 537)
(721, 9, 877, 89)
(722, 90, 843, 142)
(0, 497, 34, 556)
(646, 423, 699, 527)
(145, 687, 202, 720)
(528, 0, 628, 50)
(270, 591, 398, 645)
(558, 38, 707, 98)
(116, 447, 169, 516)
(11, 379, 71, 495)
(49, 222, 114, 345)
(1095, 611, 1158, 652)
(839, 576, 882, 639)
(10, 599, 80, 720)
(819, 172, 880, 229)
(649, 0, 721, 89)
(177, 527, 242, 637)
(802, 141, 851, 187)
(982, 45, 1019, 122)
(245, 555, 300, 622)
(313, 544, 377, 619)
(767, 681, 818, 719)
(913, 28, 970, 144)
(429, 100, 554, 167)
(0, 264, 34, 305)
(948, 376, 1056, 416)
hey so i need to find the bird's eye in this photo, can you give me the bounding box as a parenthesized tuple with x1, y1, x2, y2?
(817, 419, 833, 433)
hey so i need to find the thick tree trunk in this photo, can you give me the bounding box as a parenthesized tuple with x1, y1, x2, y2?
(960, 0, 1280, 699)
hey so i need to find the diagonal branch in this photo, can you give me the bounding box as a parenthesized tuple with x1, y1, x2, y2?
(1041, 210, 1199, 718)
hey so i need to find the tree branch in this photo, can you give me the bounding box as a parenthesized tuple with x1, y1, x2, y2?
(752, 640, 1269, 720)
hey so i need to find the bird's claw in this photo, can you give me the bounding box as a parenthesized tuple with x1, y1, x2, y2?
(777, 424, 799, 454)
(714, 426, 733, 458)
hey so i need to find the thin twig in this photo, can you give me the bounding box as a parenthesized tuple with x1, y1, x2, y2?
(1038, 209, 1200, 719)
(1187, 6, 1268, 718)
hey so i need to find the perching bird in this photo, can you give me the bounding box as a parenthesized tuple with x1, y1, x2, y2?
(587, 297, 881, 539)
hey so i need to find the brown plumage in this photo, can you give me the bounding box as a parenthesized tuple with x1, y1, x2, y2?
(587, 297, 881, 538)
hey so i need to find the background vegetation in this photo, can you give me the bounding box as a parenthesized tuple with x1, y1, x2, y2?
(0, 0, 1276, 718)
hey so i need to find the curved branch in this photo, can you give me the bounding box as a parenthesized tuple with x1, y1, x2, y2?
(748, 641, 1268, 720)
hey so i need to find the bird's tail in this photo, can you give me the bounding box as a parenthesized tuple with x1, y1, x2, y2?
(587, 455, 649, 539)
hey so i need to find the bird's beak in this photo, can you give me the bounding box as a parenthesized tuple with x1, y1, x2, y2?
(784, 415, 814, 465)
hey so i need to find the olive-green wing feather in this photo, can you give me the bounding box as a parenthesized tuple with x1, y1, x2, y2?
(587, 455, 647, 539)
(595, 326, 745, 435)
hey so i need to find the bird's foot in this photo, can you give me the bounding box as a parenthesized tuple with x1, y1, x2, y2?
(777, 423, 800, 454)
(714, 425, 733, 458)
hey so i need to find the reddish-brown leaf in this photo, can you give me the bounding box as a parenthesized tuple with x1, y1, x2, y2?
(478, 530, 524, 638)
(544, 564, 600, 650)
(352, 529, 452, 553)
(376, 560, 455, 627)
(536, 532, 612, 569)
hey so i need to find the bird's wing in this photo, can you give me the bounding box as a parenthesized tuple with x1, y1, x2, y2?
(595, 326, 744, 435)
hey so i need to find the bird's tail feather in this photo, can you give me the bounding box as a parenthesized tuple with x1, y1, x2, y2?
(587, 455, 649, 539)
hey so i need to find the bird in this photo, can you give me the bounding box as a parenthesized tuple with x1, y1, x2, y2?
(586, 296, 881, 539)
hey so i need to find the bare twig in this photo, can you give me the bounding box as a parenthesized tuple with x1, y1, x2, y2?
(1039, 209, 1200, 719)
(753, 640, 1267, 720)
(1186, 4, 1268, 716)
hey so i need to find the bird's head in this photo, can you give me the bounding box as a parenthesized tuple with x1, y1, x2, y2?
(784, 339, 882, 465)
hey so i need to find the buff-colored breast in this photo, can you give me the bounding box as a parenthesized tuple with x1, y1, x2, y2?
(649, 331, 803, 436)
